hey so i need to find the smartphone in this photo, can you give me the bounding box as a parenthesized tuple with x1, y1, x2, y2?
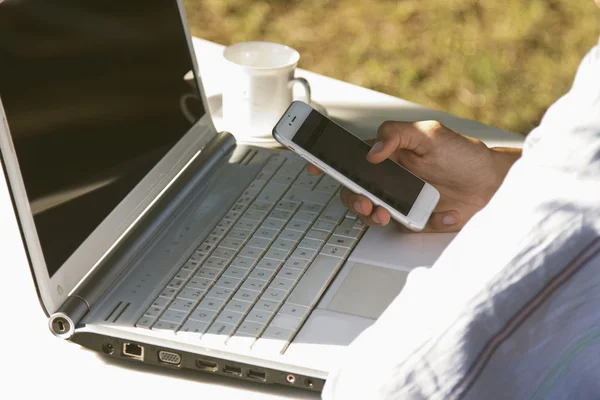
(272, 101, 440, 231)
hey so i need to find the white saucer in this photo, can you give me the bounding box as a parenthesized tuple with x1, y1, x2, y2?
(207, 94, 328, 148)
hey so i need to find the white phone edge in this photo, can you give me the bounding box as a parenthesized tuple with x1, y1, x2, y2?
(272, 101, 440, 231)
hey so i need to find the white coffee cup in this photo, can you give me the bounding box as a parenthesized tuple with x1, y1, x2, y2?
(222, 41, 311, 141)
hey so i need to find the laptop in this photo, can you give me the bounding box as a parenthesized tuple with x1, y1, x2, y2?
(0, 0, 454, 391)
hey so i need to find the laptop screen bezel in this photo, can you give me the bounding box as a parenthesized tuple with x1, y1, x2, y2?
(0, 0, 218, 315)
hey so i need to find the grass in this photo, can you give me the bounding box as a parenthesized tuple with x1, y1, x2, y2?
(184, 0, 600, 135)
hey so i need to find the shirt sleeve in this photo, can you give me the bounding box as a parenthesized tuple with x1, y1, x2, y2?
(323, 44, 600, 400)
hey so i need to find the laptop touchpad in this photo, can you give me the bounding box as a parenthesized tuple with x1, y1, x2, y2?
(325, 263, 408, 319)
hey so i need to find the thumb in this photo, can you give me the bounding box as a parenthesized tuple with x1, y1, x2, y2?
(422, 210, 463, 233)
(367, 120, 436, 164)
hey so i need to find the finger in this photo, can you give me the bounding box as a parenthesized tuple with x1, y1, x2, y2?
(368, 206, 391, 226)
(306, 163, 323, 175)
(339, 188, 373, 216)
(367, 120, 440, 164)
(422, 210, 463, 233)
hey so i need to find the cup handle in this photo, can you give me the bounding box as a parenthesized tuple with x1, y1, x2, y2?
(290, 77, 311, 104)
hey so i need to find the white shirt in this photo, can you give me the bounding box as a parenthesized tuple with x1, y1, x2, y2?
(323, 44, 600, 399)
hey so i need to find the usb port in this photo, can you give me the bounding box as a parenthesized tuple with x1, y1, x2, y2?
(247, 369, 267, 381)
(196, 359, 218, 372)
(223, 365, 242, 377)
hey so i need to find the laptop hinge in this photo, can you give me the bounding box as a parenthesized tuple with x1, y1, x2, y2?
(48, 131, 236, 339)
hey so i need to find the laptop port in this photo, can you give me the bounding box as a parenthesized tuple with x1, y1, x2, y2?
(247, 369, 267, 382)
(196, 359, 218, 372)
(122, 343, 144, 361)
(286, 374, 296, 384)
(158, 350, 181, 366)
(223, 365, 242, 377)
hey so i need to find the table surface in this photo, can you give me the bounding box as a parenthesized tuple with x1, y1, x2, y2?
(1, 37, 523, 400)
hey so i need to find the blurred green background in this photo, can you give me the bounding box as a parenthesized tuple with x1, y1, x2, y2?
(184, 0, 600, 135)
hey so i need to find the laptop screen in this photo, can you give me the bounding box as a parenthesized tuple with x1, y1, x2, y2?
(0, 1, 205, 277)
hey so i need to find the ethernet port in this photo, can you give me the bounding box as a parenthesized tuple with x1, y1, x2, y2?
(122, 343, 144, 361)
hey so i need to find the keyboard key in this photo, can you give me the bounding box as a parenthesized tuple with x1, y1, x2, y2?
(270, 209, 294, 221)
(327, 235, 357, 249)
(216, 310, 245, 326)
(297, 237, 324, 251)
(230, 256, 255, 270)
(222, 265, 250, 279)
(194, 267, 221, 280)
(246, 308, 273, 324)
(152, 321, 179, 332)
(174, 269, 192, 280)
(254, 227, 278, 240)
(276, 200, 301, 212)
(300, 203, 324, 214)
(241, 278, 267, 292)
(238, 245, 263, 259)
(224, 299, 253, 314)
(168, 299, 196, 313)
(278, 228, 304, 242)
(189, 308, 217, 323)
(269, 277, 296, 292)
(276, 267, 304, 282)
(305, 228, 331, 241)
(204, 321, 236, 337)
(234, 321, 265, 339)
(269, 313, 304, 331)
(246, 236, 271, 250)
(233, 288, 262, 303)
(261, 218, 285, 231)
(220, 237, 245, 250)
(333, 225, 362, 239)
(253, 298, 280, 314)
(227, 228, 252, 241)
(314, 177, 340, 193)
(284, 188, 331, 205)
(144, 306, 164, 318)
(271, 238, 296, 252)
(136, 316, 155, 329)
(234, 218, 260, 231)
(159, 310, 188, 325)
(320, 244, 351, 259)
(242, 209, 267, 221)
(150, 296, 171, 309)
(283, 258, 309, 271)
(215, 276, 242, 290)
(313, 220, 336, 232)
(252, 326, 296, 354)
(286, 254, 343, 307)
(197, 297, 225, 313)
(186, 276, 212, 290)
(279, 303, 311, 319)
(206, 286, 235, 302)
(223, 210, 241, 221)
(249, 201, 272, 213)
(179, 319, 209, 336)
(256, 182, 288, 203)
(209, 226, 227, 238)
(254, 258, 283, 271)
(202, 256, 229, 270)
(248, 268, 276, 281)
(286, 220, 310, 233)
(177, 288, 205, 302)
(263, 248, 289, 261)
(212, 247, 236, 260)
(159, 287, 178, 299)
(260, 287, 287, 303)
(290, 247, 317, 261)
(292, 210, 318, 223)
(167, 278, 185, 289)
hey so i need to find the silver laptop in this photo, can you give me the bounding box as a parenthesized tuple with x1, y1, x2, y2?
(0, 0, 452, 391)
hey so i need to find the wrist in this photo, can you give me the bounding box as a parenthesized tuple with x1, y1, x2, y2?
(490, 146, 522, 189)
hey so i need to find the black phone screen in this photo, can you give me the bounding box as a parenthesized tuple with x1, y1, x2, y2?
(292, 110, 425, 215)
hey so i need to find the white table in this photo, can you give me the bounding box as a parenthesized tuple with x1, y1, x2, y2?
(1, 38, 523, 400)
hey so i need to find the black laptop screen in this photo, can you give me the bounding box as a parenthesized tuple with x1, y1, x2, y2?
(0, 1, 205, 277)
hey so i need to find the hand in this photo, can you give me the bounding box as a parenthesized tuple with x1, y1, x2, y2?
(307, 121, 521, 232)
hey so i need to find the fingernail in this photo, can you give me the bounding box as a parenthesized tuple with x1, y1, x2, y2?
(371, 214, 381, 224)
(442, 215, 457, 225)
(368, 141, 384, 154)
(354, 201, 362, 214)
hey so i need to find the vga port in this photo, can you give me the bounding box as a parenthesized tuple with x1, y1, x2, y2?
(158, 350, 181, 366)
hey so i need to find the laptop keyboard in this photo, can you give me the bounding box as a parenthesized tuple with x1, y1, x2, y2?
(136, 154, 366, 354)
